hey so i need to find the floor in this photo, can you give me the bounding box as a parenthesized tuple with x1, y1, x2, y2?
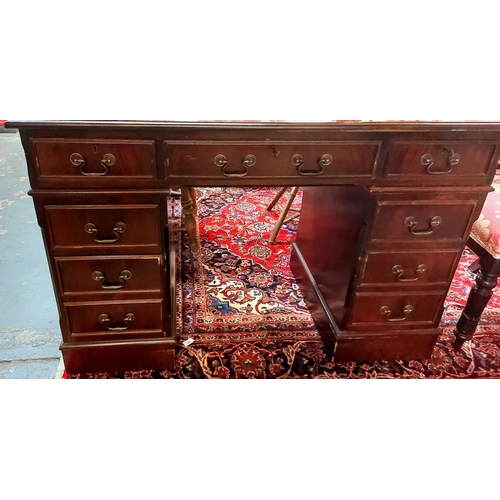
(0, 128, 63, 378)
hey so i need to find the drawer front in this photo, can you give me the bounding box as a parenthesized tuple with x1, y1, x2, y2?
(45, 204, 162, 253)
(358, 250, 460, 286)
(385, 141, 496, 180)
(348, 292, 445, 328)
(371, 200, 478, 242)
(55, 255, 163, 296)
(32, 138, 157, 180)
(66, 299, 164, 341)
(165, 141, 380, 180)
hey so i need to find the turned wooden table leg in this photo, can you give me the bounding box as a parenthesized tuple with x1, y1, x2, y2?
(453, 267, 498, 351)
(180, 187, 200, 254)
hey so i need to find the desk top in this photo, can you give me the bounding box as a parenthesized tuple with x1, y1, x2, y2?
(6, 120, 500, 132)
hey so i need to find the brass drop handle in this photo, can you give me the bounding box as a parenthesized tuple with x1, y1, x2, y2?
(392, 264, 427, 282)
(98, 312, 135, 331)
(70, 152, 116, 176)
(404, 216, 442, 235)
(92, 270, 132, 290)
(292, 153, 332, 176)
(421, 148, 461, 175)
(84, 222, 127, 243)
(380, 304, 414, 322)
(214, 154, 256, 177)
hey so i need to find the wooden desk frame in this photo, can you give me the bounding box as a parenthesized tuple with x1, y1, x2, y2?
(6, 120, 500, 374)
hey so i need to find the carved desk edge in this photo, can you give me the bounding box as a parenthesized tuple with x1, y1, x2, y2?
(6, 120, 500, 131)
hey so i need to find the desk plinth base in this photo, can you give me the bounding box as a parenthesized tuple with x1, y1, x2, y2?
(290, 243, 439, 363)
(331, 331, 439, 363)
(60, 339, 176, 375)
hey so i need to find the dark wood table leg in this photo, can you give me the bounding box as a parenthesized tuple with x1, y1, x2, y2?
(453, 263, 499, 351)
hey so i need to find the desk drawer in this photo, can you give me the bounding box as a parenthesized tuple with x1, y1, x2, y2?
(45, 204, 162, 254)
(385, 141, 496, 180)
(55, 255, 163, 296)
(348, 292, 445, 328)
(165, 141, 380, 180)
(32, 138, 157, 182)
(371, 200, 478, 242)
(66, 299, 164, 342)
(358, 250, 460, 287)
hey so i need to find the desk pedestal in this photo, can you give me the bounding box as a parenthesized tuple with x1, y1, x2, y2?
(291, 185, 486, 361)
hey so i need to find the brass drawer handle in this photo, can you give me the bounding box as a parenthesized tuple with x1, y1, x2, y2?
(92, 270, 132, 290)
(214, 154, 256, 177)
(70, 152, 116, 176)
(404, 216, 442, 235)
(292, 153, 331, 176)
(380, 304, 414, 322)
(446, 148, 461, 166)
(70, 153, 85, 167)
(84, 222, 127, 243)
(392, 264, 427, 282)
(421, 148, 461, 175)
(101, 153, 116, 166)
(98, 312, 135, 331)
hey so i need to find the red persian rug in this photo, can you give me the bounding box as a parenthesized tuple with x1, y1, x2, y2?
(65, 187, 500, 379)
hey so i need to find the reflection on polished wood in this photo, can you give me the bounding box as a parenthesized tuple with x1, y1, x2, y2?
(180, 187, 200, 254)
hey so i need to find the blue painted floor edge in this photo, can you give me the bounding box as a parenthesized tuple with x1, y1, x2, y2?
(1, 130, 62, 378)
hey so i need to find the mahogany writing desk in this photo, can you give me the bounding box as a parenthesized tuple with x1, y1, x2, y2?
(6, 120, 500, 374)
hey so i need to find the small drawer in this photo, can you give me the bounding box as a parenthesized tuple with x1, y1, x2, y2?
(347, 292, 446, 328)
(55, 255, 163, 296)
(371, 200, 478, 243)
(31, 138, 157, 181)
(385, 141, 496, 181)
(165, 140, 380, 180)
(358, 250, 460, 286)
(66, 299, 164, 342)
(45, 204, 162, 254)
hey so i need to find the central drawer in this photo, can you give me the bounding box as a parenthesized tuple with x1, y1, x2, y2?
(44, 204, 163, 254)
(165, 140, 381, 181)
